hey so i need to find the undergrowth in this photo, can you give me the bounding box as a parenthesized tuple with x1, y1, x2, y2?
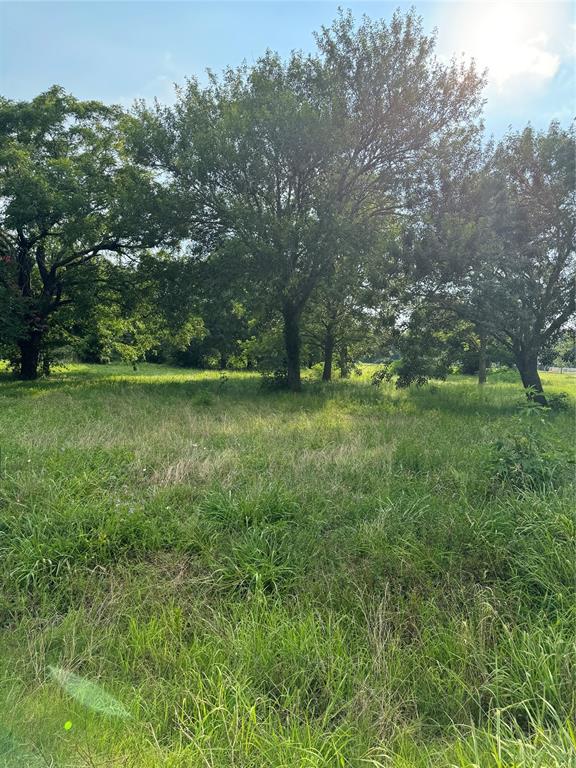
(0, 364, 574, 767)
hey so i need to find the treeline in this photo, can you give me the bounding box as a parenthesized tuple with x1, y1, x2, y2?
(0, 10, 574, 402)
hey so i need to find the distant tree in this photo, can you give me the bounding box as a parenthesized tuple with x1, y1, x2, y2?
(302, 224, 401, 381)
(74, 256, 204, 368)
(176, 294, 251, 369)
(540, 327, 576, 370)
(136, 9, 483, 390)
(0, 87, 181, 379)
(375, 303, 477, 387)
(556, 331, 576, 368)
(479, 124, 575, 403)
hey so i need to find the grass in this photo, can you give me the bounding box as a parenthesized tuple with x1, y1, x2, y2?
(0, 363, 574, 767)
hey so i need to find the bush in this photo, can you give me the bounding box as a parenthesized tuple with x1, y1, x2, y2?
(260, 368, 290, 390)
(546, 392, 572, 412)
(489, 427, 570, 492)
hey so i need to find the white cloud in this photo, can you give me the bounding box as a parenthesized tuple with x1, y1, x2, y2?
(437, 1, 569, 92)
(490, 32, 559, 89)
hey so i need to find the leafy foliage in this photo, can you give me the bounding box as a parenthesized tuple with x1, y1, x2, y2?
(489, 412, 573, 492)
(133, 9, 483, 389)
(0, 87, 183, 378)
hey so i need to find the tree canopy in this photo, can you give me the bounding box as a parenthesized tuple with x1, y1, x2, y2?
(0, 11, 573, 402)
(131, 9, 484, 389)
(0, 87, 181, 377)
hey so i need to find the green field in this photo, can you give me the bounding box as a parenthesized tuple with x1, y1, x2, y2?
(1, 365, 575, 767)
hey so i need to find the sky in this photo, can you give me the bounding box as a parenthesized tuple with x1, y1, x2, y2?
(0, 1, 574, 137)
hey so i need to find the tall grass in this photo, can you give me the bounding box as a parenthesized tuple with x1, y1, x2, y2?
(0, 364, 574, 766)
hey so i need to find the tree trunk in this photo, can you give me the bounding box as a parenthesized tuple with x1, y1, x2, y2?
(219, 352, 228, 370)
(282, 302, 301, 392)
(515, 349, 547, 405)
(478, 334, 487, 385)
(18, 332, 42, 380)
(322, 327, 334, 382)
(339, 346, 349, 379)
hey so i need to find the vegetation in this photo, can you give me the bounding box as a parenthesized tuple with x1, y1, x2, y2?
(130, 10, 483, 391)
(0, 5, 574, 767)
(0, 365, 574, 766)
(0, 88, 184, 379)
(2, 10, 571, 398)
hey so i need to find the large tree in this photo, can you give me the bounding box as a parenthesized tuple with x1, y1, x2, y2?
(0, 87, 180, 379)
(135, 9, 483, 390)
(477, 123, 576, 403)
(402, 122, 575, 403)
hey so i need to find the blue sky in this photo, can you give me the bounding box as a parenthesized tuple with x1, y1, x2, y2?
(1, 1, 574, 137)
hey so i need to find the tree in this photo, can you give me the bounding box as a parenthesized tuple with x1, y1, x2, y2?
(0, 230, 26, 363)
(402, 123, 575, 402)
(480, 124, 575, 403)
(302, 223, 401, 381)
(544, 328, 576, 369)
(436, 124, 576, 403)
(74, 256, 205, 367)
(137, 9, 483, 390)
(373, 302, 477, 388)
(0, 87, 180, 379)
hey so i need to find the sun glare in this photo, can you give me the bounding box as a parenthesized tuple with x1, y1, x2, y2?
(451, 1, 561, 90)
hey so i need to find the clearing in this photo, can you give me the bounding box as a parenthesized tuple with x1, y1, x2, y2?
(0, 365, 574, 767)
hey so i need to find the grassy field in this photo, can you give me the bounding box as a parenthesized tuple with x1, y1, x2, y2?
(0, 364, 574, 767)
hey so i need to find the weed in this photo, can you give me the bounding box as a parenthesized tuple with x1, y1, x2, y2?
(0, 364, 574, 767)
(489, 427, 571, 492)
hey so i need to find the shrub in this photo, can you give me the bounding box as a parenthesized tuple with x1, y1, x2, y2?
(546, 391, 572, 412)
(489, 427, 570, 492)
(260, 368, 290, 390)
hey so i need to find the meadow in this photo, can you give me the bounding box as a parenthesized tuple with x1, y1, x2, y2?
(0, 364, 574, 767)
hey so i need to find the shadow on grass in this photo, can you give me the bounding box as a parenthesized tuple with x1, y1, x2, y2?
(0, 365, 323, 413)
(0, 363, 549, 419)
(405, 380, 524, 418)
